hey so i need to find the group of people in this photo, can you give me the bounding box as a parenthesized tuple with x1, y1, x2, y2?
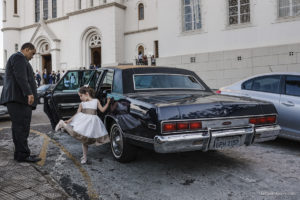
(0, 42, 110, 164)
(35, 70, 66, 87)
(137, 52, 156, 66)
(89, 63, 101, 69)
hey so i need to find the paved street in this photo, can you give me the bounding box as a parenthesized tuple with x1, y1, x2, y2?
(0, 105, 299, 200)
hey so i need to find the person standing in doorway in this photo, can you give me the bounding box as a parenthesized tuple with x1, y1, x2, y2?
(56, 70, 61, 82)
(35, 70, 41, 87)
(52, 71, 56, 84)
(62, 70, 66, 78)
(0, 42, 41, 163)
(43, 70, 48, 84)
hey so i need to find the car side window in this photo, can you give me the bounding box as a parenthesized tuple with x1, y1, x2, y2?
(100, 70, 114, 93)
(241, 79, 253, 90)
(251, 75, 281, 94)
(112, 70, 122, 93)
(89, 71, 102, 90)
(55, 71, 95, 92)
(285, 75, 300, 97)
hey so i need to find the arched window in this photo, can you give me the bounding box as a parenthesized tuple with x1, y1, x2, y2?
(138, 3, 144, 20)
(14, 0, 18, 14)
(35, 0, 40, 22)
(3, 1, 7, 21)
(138, 45, 144, 56)
(89, 35, 101, 48)
(43, 0, 48, 20)
(52, 0, 57, 18)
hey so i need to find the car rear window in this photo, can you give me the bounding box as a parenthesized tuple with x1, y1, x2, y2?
(251, 75, 281, 94)
(133, 74, 205, 90)
(285, 75, 300, 96)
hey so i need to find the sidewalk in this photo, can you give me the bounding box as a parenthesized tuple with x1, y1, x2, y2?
(0, 148, 72, 200)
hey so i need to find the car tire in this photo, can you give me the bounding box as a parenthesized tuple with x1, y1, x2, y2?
(110, 122, 137, 163)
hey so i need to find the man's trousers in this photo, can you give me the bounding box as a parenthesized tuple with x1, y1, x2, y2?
(6, 102, 32, 161)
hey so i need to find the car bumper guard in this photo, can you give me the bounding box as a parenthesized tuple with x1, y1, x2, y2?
(154, 125, 280, 153)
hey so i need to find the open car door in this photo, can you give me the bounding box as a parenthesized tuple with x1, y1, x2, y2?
(49, 69, 103, 120)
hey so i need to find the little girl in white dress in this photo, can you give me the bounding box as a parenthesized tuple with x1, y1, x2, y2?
(55, 86, 111, 164)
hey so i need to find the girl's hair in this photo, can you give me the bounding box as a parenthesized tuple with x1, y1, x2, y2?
(79, 86, 95, 98)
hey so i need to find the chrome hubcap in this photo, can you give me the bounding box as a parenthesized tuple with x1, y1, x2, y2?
(111, 125, 123, 158)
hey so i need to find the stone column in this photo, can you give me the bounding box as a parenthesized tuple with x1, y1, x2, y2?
(51, 49, 60, 72)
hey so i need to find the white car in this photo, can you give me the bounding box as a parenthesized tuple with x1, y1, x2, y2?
(0, 70, 9, 118)
(217, 72, 300, 142)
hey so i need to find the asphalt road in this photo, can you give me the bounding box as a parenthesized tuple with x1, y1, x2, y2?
(0, 105, 299, 200)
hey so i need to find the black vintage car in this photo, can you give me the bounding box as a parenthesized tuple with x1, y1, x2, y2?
(44, 66, 280, 162)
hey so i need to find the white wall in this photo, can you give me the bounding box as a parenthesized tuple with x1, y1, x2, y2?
(124, 0, 157, 32)
(158, 0, 300, 57)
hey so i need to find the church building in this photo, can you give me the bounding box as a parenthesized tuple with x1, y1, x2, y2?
(2, 0, 300, 88)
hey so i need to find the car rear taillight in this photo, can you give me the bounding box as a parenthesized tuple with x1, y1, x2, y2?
(177, 122, 189, 130)
(163, 123, 176, 132)
(249, 115, 276, 125)
(190, 121, 202, 130)
(215, 90, 221, 94)
(162, 121, 202, 133)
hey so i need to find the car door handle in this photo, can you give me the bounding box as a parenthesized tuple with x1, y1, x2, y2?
(59, 103, 80, 109)
(281, 101, 295, 107)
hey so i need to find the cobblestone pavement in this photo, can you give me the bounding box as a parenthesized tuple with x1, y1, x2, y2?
(0, 145, 72, 200)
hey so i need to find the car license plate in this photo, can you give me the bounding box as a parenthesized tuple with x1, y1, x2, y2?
(214, 136, 241, 149)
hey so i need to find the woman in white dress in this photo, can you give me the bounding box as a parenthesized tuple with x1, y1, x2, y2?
(55, 86, 111, 164)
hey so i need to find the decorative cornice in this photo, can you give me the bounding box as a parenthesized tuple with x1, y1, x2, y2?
(50, 48, 61, 52)
(124, 27, 158, 35)
(67, 2, 126, 17)
(45, 16, 69, 24)
(22, 23, 39, 30)
(1, 27, 21, 31)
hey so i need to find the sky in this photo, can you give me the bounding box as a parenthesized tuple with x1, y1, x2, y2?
(0, 2, 3, 69)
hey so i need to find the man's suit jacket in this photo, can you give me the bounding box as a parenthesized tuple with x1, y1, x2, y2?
(0, 52, 38, 109)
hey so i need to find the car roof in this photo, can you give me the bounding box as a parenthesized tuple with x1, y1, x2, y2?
(250, 72, 300, 77)
(220, 71, 300, 89)
(108, 65, 150, 70)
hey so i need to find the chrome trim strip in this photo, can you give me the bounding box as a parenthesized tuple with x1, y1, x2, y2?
(58, 103, 80, 108)
(124, 133, 154, 144)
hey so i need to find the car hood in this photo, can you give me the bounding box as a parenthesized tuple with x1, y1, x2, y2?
(128, 91, 277, 120)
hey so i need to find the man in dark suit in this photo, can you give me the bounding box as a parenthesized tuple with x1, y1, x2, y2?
(0, 43, 41, 163)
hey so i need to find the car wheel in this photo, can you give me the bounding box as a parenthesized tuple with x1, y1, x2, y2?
(39, 97, 44, 104)
(110, 122, 137, 163)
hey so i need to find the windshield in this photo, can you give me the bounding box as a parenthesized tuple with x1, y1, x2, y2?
(134, 74, 205, 90)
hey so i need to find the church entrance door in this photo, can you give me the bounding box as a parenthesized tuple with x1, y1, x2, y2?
(91, 47, 101, 67)
(42, 54, 52, 74)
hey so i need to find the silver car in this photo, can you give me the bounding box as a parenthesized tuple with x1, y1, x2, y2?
(217, 72, 300, 142)
(0, 70, 9, 118)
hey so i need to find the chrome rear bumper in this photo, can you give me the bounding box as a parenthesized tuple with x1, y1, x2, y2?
(154, 125, 280, 153)
(253, 125, 281, 143)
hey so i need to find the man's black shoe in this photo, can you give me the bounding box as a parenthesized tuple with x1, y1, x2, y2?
(18, 156, 42, 163)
